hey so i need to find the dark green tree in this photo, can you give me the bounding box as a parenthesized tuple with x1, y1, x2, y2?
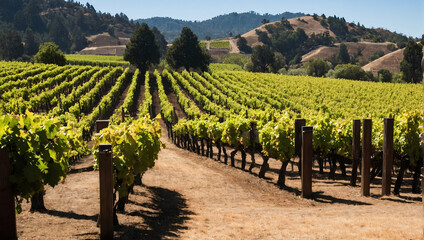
(24, 28, 39, 56)
(236, 36, 252, 53)
(71, 29, 88, 52)
(151, 27, 167, 59)
(400, 40, 423, 83)
(124, 23, 160, 71)
(0, 0, 23, 22)
(13, 0, 45, 32)
(378, 69, 393, 83)
(34, 42, 66, 66)
(0, 30, 24, 60)
(305, 58, 331, 77)
(250, 45, 275, 72)
(166, 27, 211, 71)
(332, 64, 369, 81)
(261, 19, 270, 24)
(337, 43, 350, 64)
(272, 52, 286, 72)
(48, 15, 71, 52)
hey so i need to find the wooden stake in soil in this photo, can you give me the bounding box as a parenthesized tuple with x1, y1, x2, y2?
(295, 119, 306, 175)
(121, 108, 125, 122)
(301, 126, 313, 198)
(0, 147, 17, 240)
(350, 119, 361, 186)
(362, 119, 372, 196)
(382, 118, 394, 196)
(248, 121, 257, 172)
(96, 120, 109, 133)
(99, 144, 113, 240)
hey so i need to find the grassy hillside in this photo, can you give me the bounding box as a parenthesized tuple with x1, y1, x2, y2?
(137, 12, 304, 42)
(0, 0, 135, 53)
(240, 15, 410, 68)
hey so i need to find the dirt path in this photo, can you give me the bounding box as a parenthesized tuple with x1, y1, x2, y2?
(229, 38, 240, 54)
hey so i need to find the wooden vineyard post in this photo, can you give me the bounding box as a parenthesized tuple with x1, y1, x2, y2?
(301, 126, 313, 198)
(98, 144, 113, 240)
(0, 147, 17, 240)
(362, 119, 372, 196)
(422, 56, 424, 203)
(350, 119, 361, 186)
(295, 119, 306, 175)
(382, 118, 394, 195)
(96, 120, 109, 133)
(248, 121, 257, 172)
(121, 108, 125, 123)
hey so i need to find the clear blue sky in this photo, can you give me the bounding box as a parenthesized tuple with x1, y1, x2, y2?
(83, 0, 424, 38)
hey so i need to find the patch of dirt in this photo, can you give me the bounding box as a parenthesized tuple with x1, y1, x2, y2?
(242, 16, 335, 48)
(87, 32, 120, 47)
(362, 48, 404, 74)
(229, 39, 240, 54)
(78, 46, 126, 56)
(302, 42, 395, 66)
(209, 48, 230, 61)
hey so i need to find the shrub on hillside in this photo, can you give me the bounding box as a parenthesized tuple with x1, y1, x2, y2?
(34, 42, 66, 66)
(328, 64, 371, 81)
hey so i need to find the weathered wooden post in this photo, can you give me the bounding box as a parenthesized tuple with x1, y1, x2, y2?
(96, 120, 109, 133)
(295, 119, 306, 175)
(382, 118, 394, 195)
(350, 119, 361, 186)
(362, 119, 372, 196)
(301, 126, 313, 198)
(0, 147, 17, 240)
(121, 108, 125, 122)
(248, 121, 257, 172)
(98, 144, 113, 240)
(421, 56, 424, 201)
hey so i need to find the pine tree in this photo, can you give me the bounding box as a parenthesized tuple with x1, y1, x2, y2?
(337, 43, 350, 64)
(124, 23, 160, 71)
(166, 27, 211, 71)
(400, 40, 423, 83)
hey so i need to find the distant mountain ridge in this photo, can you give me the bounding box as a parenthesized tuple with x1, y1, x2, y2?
(137, 11, 305, 42)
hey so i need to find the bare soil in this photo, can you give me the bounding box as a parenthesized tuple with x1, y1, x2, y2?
(15, 89, 423, 239)
(242, 16, 335, 48)
(302, 42, 395, 66)
(363, 48, 404, 74)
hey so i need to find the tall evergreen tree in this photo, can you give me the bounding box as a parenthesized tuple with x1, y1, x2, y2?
(250, 45, 277, 72)
(124, 23, 160, 71)
(49, 15, 71, 52)
(400, 40, 423, 83)
(337, 43, 350, 64)
(0, 30, 24, 60)
(151, 27, 167, 59)
(24, 28, 39, 55)
(166, 27, 211, 71)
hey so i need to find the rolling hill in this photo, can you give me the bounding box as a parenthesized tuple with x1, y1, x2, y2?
(240, 15, 409, 70)
(137, 12, 305, 42)
(362, 48, 404, 74)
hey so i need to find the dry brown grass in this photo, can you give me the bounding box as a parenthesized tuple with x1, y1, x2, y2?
(242, 16, 334, 48)
(363, 48, 404, 73)
(302, 42, 394, 65)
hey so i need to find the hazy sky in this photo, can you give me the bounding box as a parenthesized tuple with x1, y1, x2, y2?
(83, 0, 424, 38)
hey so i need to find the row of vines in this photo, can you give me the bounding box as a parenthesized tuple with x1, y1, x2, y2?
(0, 61, 162, 223)
(156, 69, 423, 194)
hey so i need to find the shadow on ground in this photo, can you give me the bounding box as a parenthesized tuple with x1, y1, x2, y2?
(115, 186, 194, 240)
